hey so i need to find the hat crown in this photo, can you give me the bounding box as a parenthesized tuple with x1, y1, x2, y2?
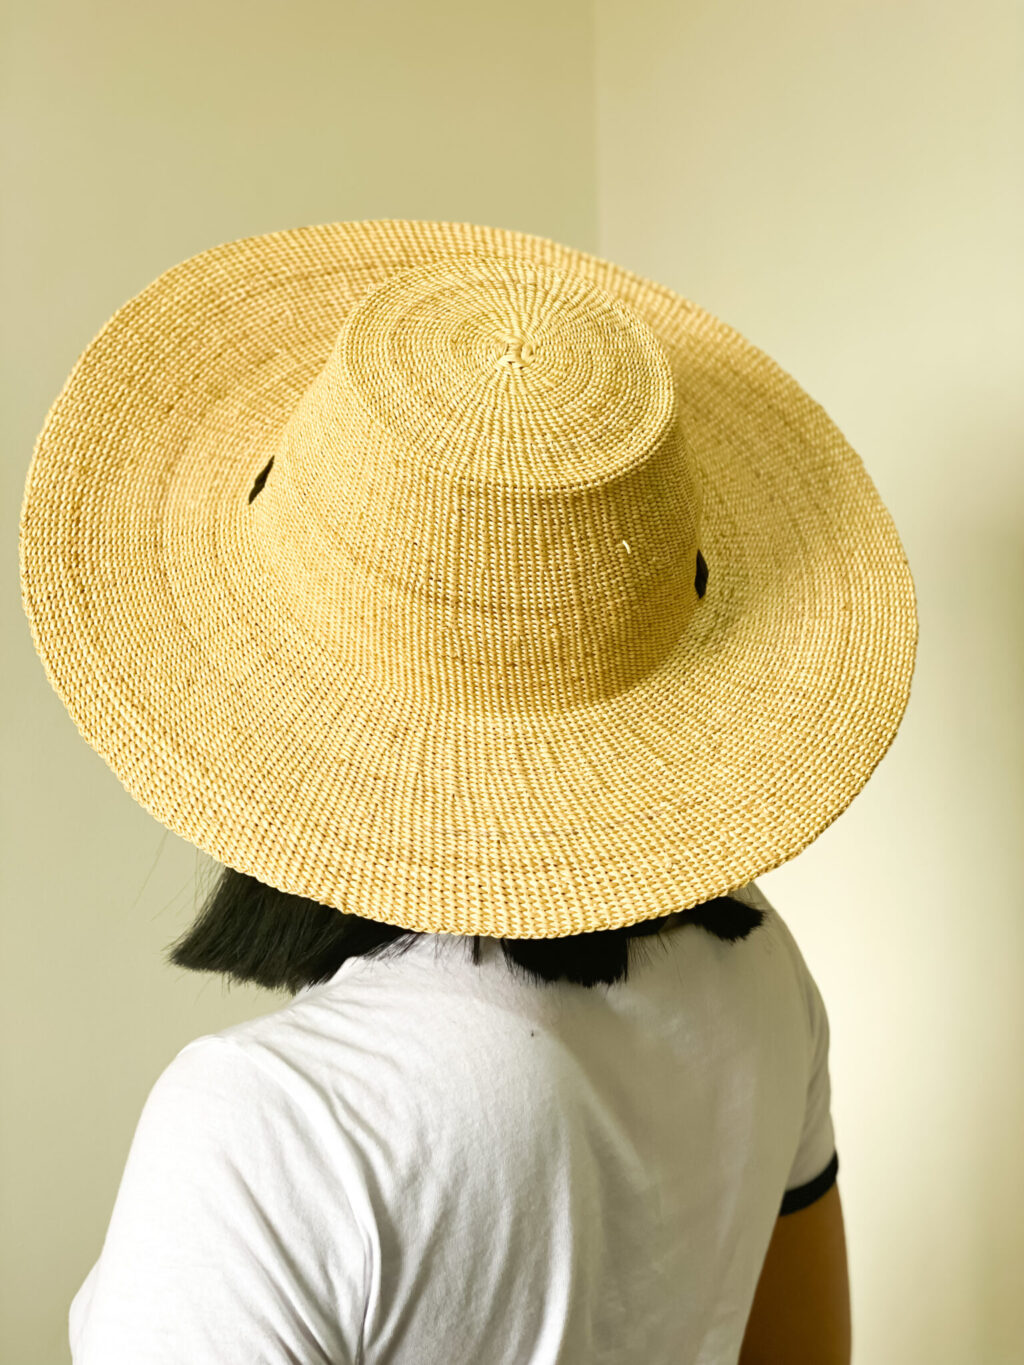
(250, 254, 706, 715)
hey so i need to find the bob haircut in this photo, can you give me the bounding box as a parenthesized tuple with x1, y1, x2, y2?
(165, 865, 766, 994)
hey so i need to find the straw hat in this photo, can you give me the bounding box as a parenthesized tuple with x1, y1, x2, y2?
(18, 218, 918, 939)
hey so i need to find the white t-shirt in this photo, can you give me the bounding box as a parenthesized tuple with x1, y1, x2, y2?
(68, 881, 837, 1364)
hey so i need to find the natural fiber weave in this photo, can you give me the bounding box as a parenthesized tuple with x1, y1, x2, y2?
(18, 218, 918, 939)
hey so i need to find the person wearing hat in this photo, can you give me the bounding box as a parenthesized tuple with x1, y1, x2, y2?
(20, 218, 917, 1363)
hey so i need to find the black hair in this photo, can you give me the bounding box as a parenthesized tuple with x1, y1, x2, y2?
(164, 863, 765, 996)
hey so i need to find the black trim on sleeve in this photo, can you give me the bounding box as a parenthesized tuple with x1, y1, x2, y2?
(779, 1150, 839, 1216)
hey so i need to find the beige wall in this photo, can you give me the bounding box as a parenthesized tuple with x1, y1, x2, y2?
(3, 1, 1020, 1360)
(593, 3, 1024, 1362)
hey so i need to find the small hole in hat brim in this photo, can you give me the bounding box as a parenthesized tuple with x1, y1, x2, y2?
(695, 548, 708, 598)
(248, 456, 275, 504)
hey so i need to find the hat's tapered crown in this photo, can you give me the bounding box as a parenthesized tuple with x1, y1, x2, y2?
(252, 255, 705, 715)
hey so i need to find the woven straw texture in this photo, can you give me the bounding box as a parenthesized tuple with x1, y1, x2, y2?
(19, 218, 918, 939)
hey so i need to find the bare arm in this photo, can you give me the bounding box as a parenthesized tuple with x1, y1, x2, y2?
(738, 1181, 852, 1365)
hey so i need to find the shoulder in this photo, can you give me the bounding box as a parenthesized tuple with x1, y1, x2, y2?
(731, 882, 830, 1041)
(131, 1033, 305, 1172)
(145, 1033, 282, 1110)
(71, 1039, 368, 1362)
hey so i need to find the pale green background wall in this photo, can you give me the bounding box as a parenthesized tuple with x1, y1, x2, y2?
(2, 1, 1020, 1361)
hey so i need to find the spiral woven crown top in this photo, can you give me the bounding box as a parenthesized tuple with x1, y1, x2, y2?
(250, 254, 705, 716)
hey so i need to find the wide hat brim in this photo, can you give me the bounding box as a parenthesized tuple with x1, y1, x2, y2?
(19, 219, 918, 938)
